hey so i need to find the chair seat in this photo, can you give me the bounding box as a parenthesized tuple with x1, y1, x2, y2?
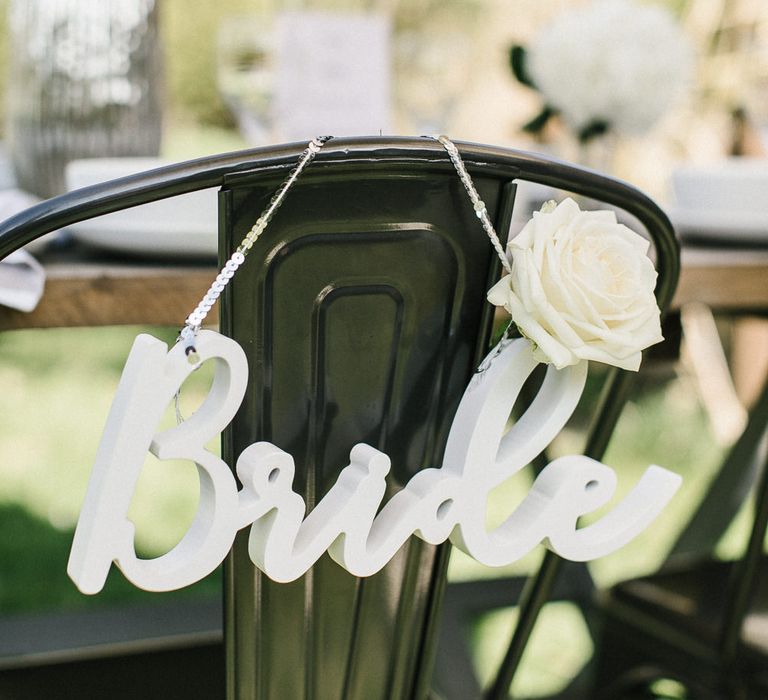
(595, 379, 768, 700)
(0, 598, 223, 700)
(600, 557, 768, 677)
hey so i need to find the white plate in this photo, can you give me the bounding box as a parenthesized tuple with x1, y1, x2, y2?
(65, 158, 218, 258)
(669, 206, 768, 243)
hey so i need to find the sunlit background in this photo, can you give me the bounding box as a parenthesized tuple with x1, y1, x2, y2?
(0, 0, 766, 196)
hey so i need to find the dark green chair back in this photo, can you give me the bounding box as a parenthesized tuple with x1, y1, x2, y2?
(219, 151, 509, 699)
(0, 137, 678, 699)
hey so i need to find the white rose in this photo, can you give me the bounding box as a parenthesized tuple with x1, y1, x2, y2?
(488, 198, 663, 371)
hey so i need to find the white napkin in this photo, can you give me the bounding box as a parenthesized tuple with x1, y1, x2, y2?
(0, 188, 48, 312)
(0, 248, 45, 312)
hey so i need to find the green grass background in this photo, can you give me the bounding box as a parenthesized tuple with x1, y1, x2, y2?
(0, 323, 730, 697)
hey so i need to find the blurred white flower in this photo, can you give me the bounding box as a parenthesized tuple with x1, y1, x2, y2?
(526, 0, 693, 138)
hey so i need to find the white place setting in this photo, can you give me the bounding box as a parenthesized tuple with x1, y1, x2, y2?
(670, 158, 768, 245)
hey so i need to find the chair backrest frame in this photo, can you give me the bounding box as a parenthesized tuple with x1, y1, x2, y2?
(0, 137, 680, 318)
(0, 137, 679, 699)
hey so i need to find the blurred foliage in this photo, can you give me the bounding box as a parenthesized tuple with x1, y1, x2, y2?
(0, 0, 7, 135)
(0, 502, 220, 614)
(158, 0, 479, 128)
(160, 0, 267, 127)
(0, 0, 262, 132)
(0, 0, 482, 132)
(0, 326, 222, 612)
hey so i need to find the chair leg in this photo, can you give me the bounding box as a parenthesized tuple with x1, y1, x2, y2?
(668, 371, 768, 562)
(720, 445, 768, 663)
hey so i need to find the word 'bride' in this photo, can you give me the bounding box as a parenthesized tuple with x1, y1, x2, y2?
(68, 329, 681, 594)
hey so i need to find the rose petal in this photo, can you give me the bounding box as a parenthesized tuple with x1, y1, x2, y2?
(487, 275, 514, 310)
(505, 291, 577, 368)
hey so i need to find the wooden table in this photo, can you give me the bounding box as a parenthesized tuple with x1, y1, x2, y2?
(674, 246, 768, 311)
(675, 246, 768, 408)
(0, 253, 217, 331)
(1, 244, 767, 332)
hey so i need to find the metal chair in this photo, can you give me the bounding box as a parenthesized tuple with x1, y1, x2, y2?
(0, 137, 678, 699)
(594, 374, 768, 700)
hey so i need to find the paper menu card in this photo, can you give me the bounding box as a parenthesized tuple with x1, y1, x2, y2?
(275, 12, 391, 141)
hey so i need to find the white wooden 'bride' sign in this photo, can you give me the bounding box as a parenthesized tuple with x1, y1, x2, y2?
(65, 138, 681, 596)
(67, 329, 681, 594)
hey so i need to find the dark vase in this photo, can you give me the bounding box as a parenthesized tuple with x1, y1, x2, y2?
(6, 0, 163, 198)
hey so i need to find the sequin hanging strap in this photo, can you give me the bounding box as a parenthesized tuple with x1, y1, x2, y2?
(178, 135, 513, 361)
(434, 135, 514, 276)
(433, 135, 516, 370)
(178, 136, 332, 361)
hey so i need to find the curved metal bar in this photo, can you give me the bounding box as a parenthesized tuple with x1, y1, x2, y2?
(0, 136, 678, 314)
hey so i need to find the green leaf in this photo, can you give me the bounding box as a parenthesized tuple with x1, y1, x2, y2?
(522, 105, 557, 134)
(578, 119, 610, 144)
(510, 45, 536, 88)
